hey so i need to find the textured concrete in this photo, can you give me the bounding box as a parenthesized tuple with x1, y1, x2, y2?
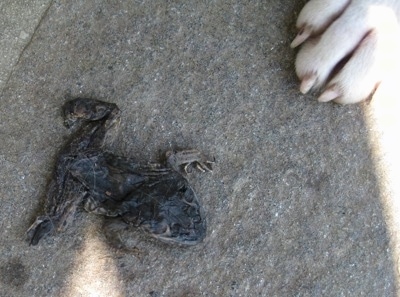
(0, 0, 398, 296)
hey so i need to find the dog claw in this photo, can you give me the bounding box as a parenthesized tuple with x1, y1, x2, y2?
(291, 27, 311, 48)
(300, 74, 317, 94)
(318, 86, 341, 102)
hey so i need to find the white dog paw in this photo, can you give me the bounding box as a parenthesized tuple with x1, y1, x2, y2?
(292, 0, 400, 104)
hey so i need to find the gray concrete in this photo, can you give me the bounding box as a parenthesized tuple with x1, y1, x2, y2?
(0, 0, 397, 296)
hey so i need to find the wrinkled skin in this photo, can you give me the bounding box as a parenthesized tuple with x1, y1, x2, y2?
(27, 98, 211, 247)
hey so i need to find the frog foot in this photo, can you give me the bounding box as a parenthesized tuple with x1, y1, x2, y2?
(166, 149, 214, 174)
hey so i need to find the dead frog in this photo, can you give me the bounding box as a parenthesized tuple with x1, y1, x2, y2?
(27, 98, 213, 247)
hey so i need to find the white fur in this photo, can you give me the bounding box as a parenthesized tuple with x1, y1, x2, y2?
(291, 0, 349, 47)
(293, 0, 400, 104)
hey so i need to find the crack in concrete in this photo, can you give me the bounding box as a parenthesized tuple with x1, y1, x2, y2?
(0, 0, 54, 97)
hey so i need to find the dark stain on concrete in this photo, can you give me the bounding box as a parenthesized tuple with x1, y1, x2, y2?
(0, 258, 29, 288)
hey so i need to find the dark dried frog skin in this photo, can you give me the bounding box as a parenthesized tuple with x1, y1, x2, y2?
(27, 98, 210, 247)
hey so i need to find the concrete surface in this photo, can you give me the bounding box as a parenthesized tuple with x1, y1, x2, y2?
(0, 0, 398, 296)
